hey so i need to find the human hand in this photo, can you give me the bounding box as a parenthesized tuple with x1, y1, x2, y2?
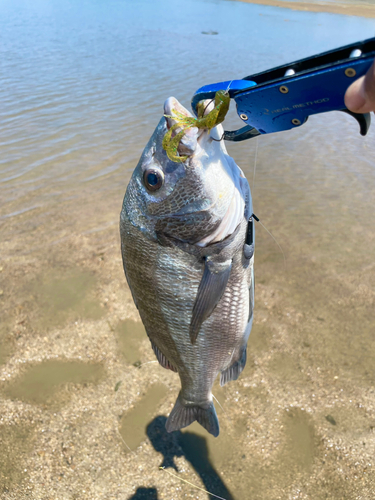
(345, 59, 375, 113)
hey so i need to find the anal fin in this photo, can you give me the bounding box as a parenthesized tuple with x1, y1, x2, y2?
(151, 341, 177, 372)
(189, 257, 232, 344)
(220, 347, 247, 387)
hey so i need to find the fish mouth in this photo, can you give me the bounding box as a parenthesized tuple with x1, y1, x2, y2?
(164, 97, 218, 157)
(164, 97, 201, 157)
(164, 96, 227, 155)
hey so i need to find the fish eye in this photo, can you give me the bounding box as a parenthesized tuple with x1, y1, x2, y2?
(143, 167, 164, 192)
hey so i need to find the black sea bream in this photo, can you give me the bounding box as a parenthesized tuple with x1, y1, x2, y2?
(120, 98, 254, 437)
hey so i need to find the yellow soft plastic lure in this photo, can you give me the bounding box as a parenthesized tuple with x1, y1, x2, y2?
(162, 90, 230, 163)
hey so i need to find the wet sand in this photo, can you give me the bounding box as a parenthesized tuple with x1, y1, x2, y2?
(1, 112, 375, 499)
(235, 0, 375, 19)
(1, 0, 375, 498)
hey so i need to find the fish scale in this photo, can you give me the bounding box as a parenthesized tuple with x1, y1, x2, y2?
(120, 100, 254, 437)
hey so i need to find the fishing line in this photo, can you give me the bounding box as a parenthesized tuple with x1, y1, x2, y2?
(113, 360, 158, 452)
(118, 431, 133, 453)
(160, 467, 229, 500)
(250, 140, 286, 269)
(113, 384, 133, 454)
(116, 387, 229, 498)
(207, 82, 234, 143)
(225, 80, 234, 93)
(115, 373, 229, 497)
(113, 386, 134, 453)
(212, 393, 226, 415)
(204, 80, 233, 117)
(252, 213, 287, 271)
(252, 137, 258, 193)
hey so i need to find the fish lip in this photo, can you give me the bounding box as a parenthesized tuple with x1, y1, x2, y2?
(164, 97, 193, 122)
(163, 96, 226, 163)
(163, 97, 209, 159)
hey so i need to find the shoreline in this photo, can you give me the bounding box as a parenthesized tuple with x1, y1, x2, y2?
(234, 0, 375, 18)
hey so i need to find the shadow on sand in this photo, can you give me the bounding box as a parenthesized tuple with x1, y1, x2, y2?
(128, 415, 233, 500)
(128, 487, 159, 499)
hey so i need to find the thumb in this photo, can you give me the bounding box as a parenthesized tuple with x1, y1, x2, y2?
(345, 59, 375, 114)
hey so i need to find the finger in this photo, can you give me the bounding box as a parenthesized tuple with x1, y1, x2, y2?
(363, 58, 375, 105)
(345, 59, 375, 114)
(344, 76, 366, 112)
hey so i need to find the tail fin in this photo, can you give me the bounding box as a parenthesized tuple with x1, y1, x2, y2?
(165, 393, 219, 437)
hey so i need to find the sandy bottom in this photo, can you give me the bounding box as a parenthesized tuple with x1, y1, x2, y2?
(236, 0, 375, 18)
(1, 109, 375, 500)
(1, 0, 375, 496)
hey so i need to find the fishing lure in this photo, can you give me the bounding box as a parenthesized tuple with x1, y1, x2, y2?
(162, 90, 230, 162)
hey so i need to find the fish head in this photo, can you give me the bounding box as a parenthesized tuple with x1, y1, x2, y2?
(123, 97, 246, 245)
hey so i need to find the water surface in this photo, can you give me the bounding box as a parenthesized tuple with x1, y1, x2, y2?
(0, 0, 375, 498)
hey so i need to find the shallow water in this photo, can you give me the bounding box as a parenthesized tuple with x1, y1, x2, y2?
(117, 319, 148, 366)
(3, 360, 105, 406)
(119, 383, 169, 452)
(26, 268, 104, 329)
(1, 0, 375, 498)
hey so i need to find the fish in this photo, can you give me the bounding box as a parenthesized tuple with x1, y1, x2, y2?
(120, 96, 254, 437)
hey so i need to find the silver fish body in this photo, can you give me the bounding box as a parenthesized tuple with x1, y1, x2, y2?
(120, 98, 254, 437)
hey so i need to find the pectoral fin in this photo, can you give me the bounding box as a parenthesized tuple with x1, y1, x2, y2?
(189, 258, 232, 344)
